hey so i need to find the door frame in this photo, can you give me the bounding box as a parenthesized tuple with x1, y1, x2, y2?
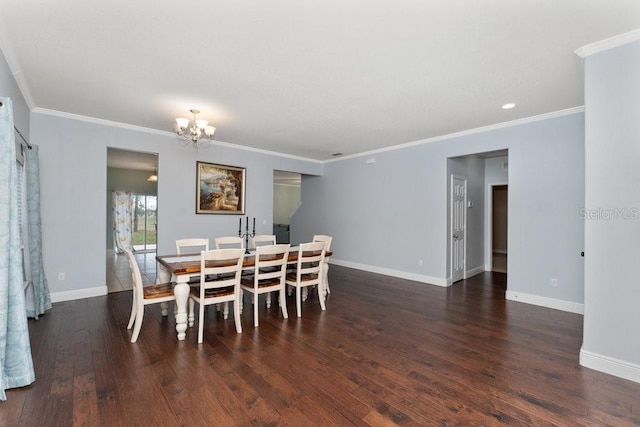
(450, 175, 467, 284)
(484, 181, 508, 272)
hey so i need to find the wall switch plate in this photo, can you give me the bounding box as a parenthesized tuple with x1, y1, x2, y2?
(58, 272, 65, 281)
(551, 278, 558, 287)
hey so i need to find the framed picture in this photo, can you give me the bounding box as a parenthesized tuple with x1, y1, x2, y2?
(196, 161, 246, 214)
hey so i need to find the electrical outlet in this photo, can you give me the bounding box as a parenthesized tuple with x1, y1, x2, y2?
(418, 259, 423, 266)
(551, 278, 558, 287)
(58, 272, 65, 281)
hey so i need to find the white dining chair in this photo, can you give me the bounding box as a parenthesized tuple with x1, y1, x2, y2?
(175, 238, 209, 284)
(124, 248, 176, 343)
(247, 234, 278, 307)
(188, 248, 245, 343)
(214, 236, 244, 249)
(241, 244, 290, 327)
(214, 236, 248, 317)
(249, 234, 276, 249)
(313, 234, 332, 295)
(175, 238, 209, 254)
(285, 241, 327, 317)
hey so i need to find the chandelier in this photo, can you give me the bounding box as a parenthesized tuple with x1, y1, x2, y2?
(173, 109, 216, 149)
(147, 166, 158, 182)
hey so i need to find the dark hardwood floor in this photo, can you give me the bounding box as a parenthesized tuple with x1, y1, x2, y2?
(3, 266, 640, 426)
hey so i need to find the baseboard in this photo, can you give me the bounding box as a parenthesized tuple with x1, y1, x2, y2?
(329, 258, 449, 287)
(580, 348, 640, 384)
(465, 265, 485, 279)
(505, 290, 584, 314)
(51, 286, 108, 303)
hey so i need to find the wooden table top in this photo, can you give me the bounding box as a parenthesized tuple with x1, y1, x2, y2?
(156, 249, 332, 276)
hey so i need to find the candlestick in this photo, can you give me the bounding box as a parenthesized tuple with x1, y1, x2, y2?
(238, 215, 255, 254)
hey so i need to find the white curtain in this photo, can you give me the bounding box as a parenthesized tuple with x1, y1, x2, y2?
(112, 191, 135, 253)
(0, 97, 35, 400)
(23, 146, 51, 319)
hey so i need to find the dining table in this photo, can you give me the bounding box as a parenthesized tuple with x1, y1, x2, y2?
(156, 247, 332, 341)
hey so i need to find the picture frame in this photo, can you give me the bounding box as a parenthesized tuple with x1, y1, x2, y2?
(196, 161, 246, 214)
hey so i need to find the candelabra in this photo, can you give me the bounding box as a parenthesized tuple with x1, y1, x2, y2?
(238, 216, 255, 254)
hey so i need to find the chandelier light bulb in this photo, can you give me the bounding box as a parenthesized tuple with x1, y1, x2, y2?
(173, 108, 216, 149)
(175, 117, 189, 130)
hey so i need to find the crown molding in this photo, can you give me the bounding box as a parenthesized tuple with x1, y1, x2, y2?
(211, 140, 323, 163)
(33, 105, 585, 166)
(575, 28, 640, 58)
(324, 106, 585, 163)
(32, 107, 172, 136)
(32, 107, 324, 164)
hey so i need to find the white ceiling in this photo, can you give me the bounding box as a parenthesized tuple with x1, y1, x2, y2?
(1, 1, 639, 161)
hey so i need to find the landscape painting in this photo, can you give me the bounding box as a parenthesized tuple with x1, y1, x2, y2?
(196, 161, 245, 214)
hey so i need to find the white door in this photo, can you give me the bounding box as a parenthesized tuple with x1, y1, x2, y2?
(450, 176, 466, 283)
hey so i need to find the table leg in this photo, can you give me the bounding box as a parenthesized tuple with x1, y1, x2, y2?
(174, 277, 190, 341)
(157, 263, 172, 317)
(157, 262, 171, 283)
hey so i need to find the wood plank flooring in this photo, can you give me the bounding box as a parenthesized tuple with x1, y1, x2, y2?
(3, 266, 640, 425)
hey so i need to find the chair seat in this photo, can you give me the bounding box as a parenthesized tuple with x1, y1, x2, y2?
(241, 276, 281, 288)
(142, 283, 174, 299)
(190, 286, 235, 298)
(286, 273, 318, 282)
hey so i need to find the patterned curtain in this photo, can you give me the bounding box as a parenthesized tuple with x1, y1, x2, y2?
(24, 146, 51, 319)
(113, 190, 135, 253)
(0, 97, 35, 400)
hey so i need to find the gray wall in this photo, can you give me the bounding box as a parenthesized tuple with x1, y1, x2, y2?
(293, 113, 585, 308)
(29, 112, 322, 300)
(582, 39, 640, 381)
(485, 156, 509, 185)
(507, 117, 585, 310)
(273, 183, 300, 224)
(106, 167, 158, 250)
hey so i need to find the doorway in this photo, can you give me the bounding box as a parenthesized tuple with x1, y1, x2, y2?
(273, 170, 301, 244)
(448, 150, 508, 283)
(491, 185, 508, 273)
(106, 148, 159, 293)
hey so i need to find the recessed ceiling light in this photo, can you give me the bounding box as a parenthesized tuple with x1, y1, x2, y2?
(502, 103, 516, 110)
